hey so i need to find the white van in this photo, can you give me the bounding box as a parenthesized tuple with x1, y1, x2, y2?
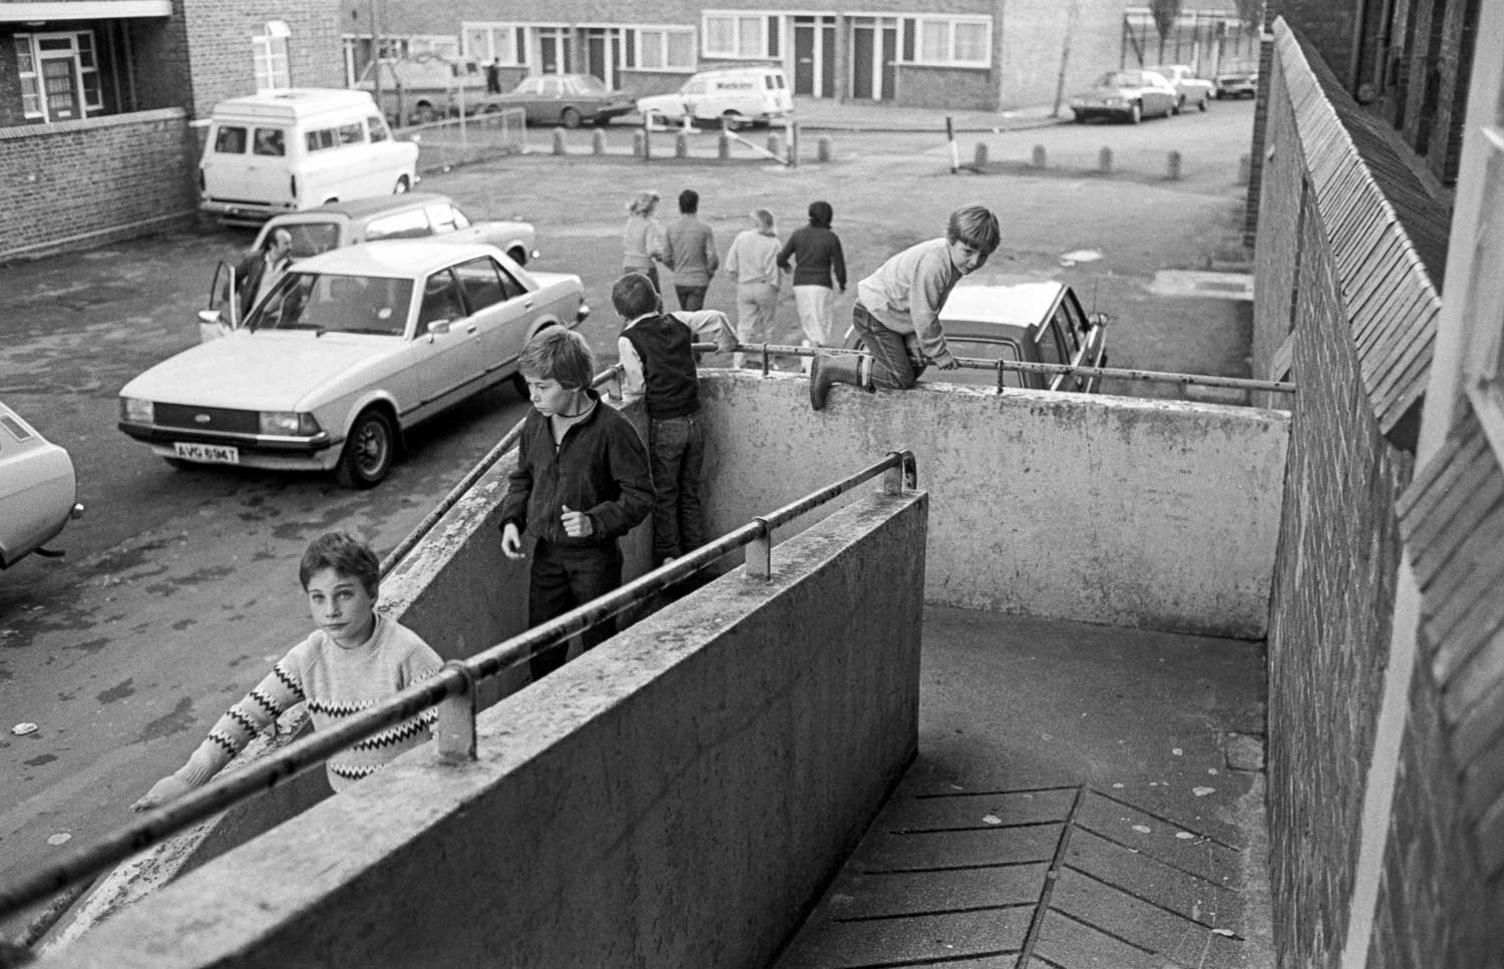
(199, 89, 420, 223)
(635, 67, 793, 128)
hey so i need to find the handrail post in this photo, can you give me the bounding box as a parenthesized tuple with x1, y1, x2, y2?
(435, 661, 477, 763)
(996, 359, 1007, 395)
(883, 450, 916, 494)
(760, 343, 771, 377)
(746, 516, 772, 579)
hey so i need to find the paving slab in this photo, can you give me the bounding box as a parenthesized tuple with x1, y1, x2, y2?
(767, 606, 1274, 969)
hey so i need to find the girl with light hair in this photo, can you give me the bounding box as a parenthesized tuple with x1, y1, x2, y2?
(622, 189, 666, 293)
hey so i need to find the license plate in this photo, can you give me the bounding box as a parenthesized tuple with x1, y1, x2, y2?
(173, 442, 239, 464)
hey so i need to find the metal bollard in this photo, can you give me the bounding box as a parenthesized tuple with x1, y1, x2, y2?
(1098, 146, 1113, 173)
(640, 113, 652, 160)
(817, 135, 832, 162)
(1031, 144, 1046, 168)
(767, 132, 782, 157)
(789, 121, 799, 167)
(974, 142, 989, 167)
(633, 129, 647, 159)
(675, 132, 688, 158)
(591, 129, 606, 155)
(551, 128, 566, 155)
(718, 130, 732, 160)
(1166, 149, 1182, 180)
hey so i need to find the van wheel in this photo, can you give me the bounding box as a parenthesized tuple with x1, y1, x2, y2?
(335, 409, 395, 489)
(560, 107, 582, 129)
(414, 102, 438, 125)
(721, 111, 746, 130)
(394, 176, 411, 194)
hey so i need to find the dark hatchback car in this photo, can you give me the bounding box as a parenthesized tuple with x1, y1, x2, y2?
(481, 73, 635, 128)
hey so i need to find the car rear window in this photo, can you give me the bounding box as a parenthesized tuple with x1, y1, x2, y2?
(213, 126, 248, 153)
(282, 222, 341, 257)
(252, 127, 285, 156)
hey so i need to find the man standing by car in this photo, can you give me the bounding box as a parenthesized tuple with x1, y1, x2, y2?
(661, 189, 719, 311)
(235, 228, 293, 321)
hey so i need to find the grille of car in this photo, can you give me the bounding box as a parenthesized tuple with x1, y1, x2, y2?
(154, 403, 259, 434)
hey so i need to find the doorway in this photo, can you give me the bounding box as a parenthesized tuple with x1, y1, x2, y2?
(850, 17, 897, 101)
(792, 16, 836, 98)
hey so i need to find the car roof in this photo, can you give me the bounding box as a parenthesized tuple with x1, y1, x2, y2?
(939, 280, 1067, 329)
(290, 239, 502, 277)
(270, 192, 453, 222)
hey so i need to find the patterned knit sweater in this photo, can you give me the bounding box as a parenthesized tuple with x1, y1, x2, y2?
(174, 614, 443, 791)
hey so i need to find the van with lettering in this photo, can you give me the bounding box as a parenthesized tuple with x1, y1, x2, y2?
(199, 89, 420, 224)
(635, 66, 792, 128)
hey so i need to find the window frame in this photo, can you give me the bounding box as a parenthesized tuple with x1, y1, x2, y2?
(252, 21, 292, 94)
(636, 25, 697, 71)
(1463, 122, 1504, 460)
(903, 15, 992, 69)
(14, 30, 103, 121)
(702, 12, 777, 60)
(461, 24, 525, 67)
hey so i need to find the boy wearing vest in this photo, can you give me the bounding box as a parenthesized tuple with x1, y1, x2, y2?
(612, 271, 738, 566)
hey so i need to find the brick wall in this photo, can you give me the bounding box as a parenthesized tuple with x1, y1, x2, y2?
(892, 65, 993, 110)
(1269, 0, 1360, 83)
(180, 0, 345, 119)
(0, 110, 198, 263)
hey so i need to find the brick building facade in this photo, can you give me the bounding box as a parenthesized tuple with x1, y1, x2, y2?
(0, 0, 342, 262)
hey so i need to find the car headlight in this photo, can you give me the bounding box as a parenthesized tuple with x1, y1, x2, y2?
(259, 411, 321, 436)
(121, 398, 154, 423)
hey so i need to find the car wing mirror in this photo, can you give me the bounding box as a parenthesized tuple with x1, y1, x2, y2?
(1087, 311, 1110, 328)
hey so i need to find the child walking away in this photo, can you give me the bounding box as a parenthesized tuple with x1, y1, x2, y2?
(776, 200, 847, 371)
(132, 532, 444, 810)
(500, 328, 654, 681)
(723, 209, 782, 368)
(809, 205, 1001, 410)
(612, 271, 738, 567)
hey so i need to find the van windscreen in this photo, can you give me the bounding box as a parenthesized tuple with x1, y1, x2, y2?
(214, 126, 248, 154)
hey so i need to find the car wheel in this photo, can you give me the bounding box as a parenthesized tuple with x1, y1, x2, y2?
(721, 111, 747, 131)
(509, 371, 530, 398)
(508, 246, 528, 266)
(1073, 111, 1088, 124)
(394, 175, 410, 195)
(560, 107, 582, 129)
(1198, 94, 1209, 112)
(335, 409, 395, 489)
(1128, 101, 1142, 124)
(1174, 96, 1184, 115)
(413, 102, 438, 125)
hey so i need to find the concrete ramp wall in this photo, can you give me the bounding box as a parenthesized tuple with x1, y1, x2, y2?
(697, 372, 1289, 638)
(46, 492, 927, 969)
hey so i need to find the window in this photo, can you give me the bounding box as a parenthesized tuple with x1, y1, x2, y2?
(703, 13, 776, 59)
(305, 128, 338, 152)
(1465, 92, 1504, 458)
(638, 27, 697, 70)
(366, 209, 432, 240)
(905, 16, 991, 68)
(253, 21, 291, 93)
(419, 271, 466, 325)
(453, 258, 508, 312)
(462, 24, 525, 66)
(215, 126, 249, 154)
(424, 202, 470, 233)
(252, 127, 286, 156)
(336, 122, 365, 145)
(14, 31, 102, 122)
(366, 115, 390, 142)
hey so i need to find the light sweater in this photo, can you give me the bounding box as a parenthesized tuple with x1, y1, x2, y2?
(855, 237, 964, 368)
(173, 614, 443, 791)
(724, 229, 782, 286)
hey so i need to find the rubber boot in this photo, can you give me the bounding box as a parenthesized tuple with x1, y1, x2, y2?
(808, 353, 869, 410)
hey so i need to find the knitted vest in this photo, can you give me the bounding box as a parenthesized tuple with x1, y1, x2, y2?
(623, 315, 701, 419)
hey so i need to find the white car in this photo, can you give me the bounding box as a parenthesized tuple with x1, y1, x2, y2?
(1146, 64, 1216, 112)
(1, 401, 83, 568)
(121, 241, 589, 488)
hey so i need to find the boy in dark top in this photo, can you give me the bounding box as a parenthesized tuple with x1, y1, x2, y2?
(500, 328, 654, 681)
(612, 272, 737, 566)
(777, 200, 848, 370)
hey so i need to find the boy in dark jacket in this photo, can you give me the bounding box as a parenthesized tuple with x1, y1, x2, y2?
(500, 328, 654, 680)
(776, 200, 847, 370)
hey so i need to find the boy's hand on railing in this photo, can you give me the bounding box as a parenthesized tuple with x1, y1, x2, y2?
(560, 505, 594, 538)
(500, 522, 525, 560)
(132, 775, 193, 813)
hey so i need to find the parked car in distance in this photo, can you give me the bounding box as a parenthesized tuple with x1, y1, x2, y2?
(844, 278, 1108, 393)
(635, 66, 793, 128)
(1069, 69, 1179, 123)
(123, 241, 590, 488)
(201, 194, 541, 341)
(1215, 66, 1260, 99)
(356, 56, 488, 125)
(1, 401, 83, 568)
(481, 73, 635, 128)
(1146, 64, 1216, 112)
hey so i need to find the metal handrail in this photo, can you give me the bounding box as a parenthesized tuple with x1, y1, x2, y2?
(0, 448, 917, 919)
(721, 341, 1296, 394)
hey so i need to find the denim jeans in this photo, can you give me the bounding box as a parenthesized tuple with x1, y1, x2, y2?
(649, 412, 706, 563)
(851, 303, 926, 390)
(527, 540, 623, 680)
(674, 284, 709, 311)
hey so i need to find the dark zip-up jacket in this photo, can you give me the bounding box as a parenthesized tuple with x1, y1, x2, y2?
(498, 391, 653, 547)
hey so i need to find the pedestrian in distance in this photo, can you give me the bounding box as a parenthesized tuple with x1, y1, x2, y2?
(809, 204, 1001, 410)
(485, 59, 502, 94)
(611, 271, 738, 567)
(777, 200, 847, 373)
(723, 208, 782, 368)
(661, 188, 719, 311)
(235, 227, 292, 322)
(622, 189, 667, 295)
(499, 328, 654, 681)
(132, 532, 444, 811)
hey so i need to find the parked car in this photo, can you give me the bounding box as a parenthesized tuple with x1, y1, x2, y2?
(200, 194, 540, 341)
(843, 278, 1108, 393)
(1069, 69, 1180, 123)
(122, 241, 590, 488)
(356, 56, 488, 125)
(1215, 66, 1260, 99)
(481, 74, 636, 128)
(635, 67, 793, 129)
(1, 401, 83, 568)
(1146, 64, 1216, 112)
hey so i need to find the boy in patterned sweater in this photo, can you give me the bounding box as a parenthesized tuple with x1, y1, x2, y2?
(132, 532, 444, 809)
